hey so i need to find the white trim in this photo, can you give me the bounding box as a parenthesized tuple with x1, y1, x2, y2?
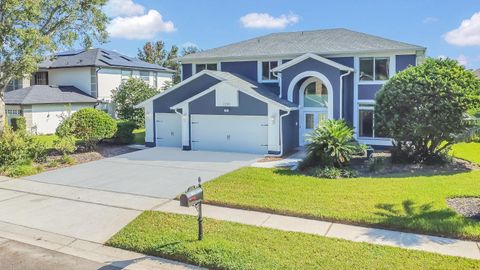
(180, 49, 424, 64)
(169, 80, 294, 111)
(273, 53, 354, 73)
(257, 60, 281, 83)
(353, 57, 360, 138)
(339, 70, 352, 119)
(287, 71, 334, 117)
(135, 70, 225, 108)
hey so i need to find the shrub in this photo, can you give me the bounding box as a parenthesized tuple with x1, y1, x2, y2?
(113, 120, 137, 144)
(0, 127, 47, 167)
(54, 135, 77, 156)
(11, 117, 26, 132)
(309, 166, 358, 179)
(305, 119, 362, 168)
(375, 58, 480, 164)
(60, 155, 76, 165)
(57, 108, 117, 150)
(111, 78, 160, 127)
(2, 160, 43, 178)
(367, 157, 391, 173)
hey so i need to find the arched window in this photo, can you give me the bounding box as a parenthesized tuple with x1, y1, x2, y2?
(303, 78, 328, 108)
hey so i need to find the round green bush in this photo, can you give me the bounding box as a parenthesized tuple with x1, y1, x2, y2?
(375, 58, 480, 164)
(56, 108, 117, 150)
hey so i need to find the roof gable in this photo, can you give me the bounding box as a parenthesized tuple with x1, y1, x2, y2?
(180, 28, 425, 62)
(272, 53, 354, 73)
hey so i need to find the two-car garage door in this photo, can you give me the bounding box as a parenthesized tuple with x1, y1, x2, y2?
(155, 113, 268, 154)
(191, 114, 268, 154)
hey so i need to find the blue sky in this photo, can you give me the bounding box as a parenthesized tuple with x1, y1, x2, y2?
(100, 0, 480, 69)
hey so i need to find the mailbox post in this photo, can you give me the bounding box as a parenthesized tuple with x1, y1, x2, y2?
(180, 177, 204, 240)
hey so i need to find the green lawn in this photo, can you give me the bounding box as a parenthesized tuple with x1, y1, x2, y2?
(451, 142, 480, 164)
(204, 168, 480, 240)
(133, 128, 145, 144)
(107, 211, 480, 270)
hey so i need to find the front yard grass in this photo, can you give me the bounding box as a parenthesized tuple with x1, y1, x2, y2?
(133, 128, 145, 144)
(107, 211, 480, 270)
(203, 167, 480, 240)
(451, 142, 480, 164)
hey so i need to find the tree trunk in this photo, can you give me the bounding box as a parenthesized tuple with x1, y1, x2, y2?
(0, 95, 5, 134)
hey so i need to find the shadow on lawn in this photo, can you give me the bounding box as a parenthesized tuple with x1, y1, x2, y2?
(368, 200, 478, 244)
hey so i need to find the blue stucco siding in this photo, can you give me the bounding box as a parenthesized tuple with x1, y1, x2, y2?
(280, 57, 344, 119)
(282, 110, 299, 153)
(396, 55, 416, 72)
(221, 61, 257, 81)
(189, 91, 268, 115)
(153, 74, 220, 113)
(182, 64, 193, 80)
(358, 84, 382, 100)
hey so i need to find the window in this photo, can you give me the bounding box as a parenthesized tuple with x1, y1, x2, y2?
(33, 72, 48, 85)
(260, 61, 279, 81)
(358, 106, 387, 138)
(195, 63, 217, 73)
(6, 109, 21, 116)
(305, 113, 314, 129)
(6, 79, 21, 91)
(140, 71, 150, 83)
(359, 57, 390, 81)
(121, 69, 132, 82)
(303, 78, 328, 108)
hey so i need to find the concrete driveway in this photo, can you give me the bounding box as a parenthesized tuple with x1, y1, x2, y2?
(25, 147, 260, 198)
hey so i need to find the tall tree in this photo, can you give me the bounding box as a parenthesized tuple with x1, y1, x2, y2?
(136, 41, 166, 66)
(0, 0, 108, 132)
(181, 45, 200, 56)
(165, 45, 180, 84)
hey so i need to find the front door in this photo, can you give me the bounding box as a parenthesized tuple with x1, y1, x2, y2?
(300, 110, 328, 146)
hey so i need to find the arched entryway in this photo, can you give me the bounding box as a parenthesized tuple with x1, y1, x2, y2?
(287, 71, 333, 146)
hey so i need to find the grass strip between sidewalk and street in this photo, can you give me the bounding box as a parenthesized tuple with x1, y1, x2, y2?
(107, 211, 480, 270)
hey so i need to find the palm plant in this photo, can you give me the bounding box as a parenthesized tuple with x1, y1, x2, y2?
(305, 120, 362, 168)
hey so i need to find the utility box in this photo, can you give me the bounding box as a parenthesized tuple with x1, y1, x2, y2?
(180, 186, 203, 207)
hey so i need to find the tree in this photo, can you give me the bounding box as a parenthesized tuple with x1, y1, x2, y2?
(375, 58, 480, 164)
(111, 78, 160, 127)
(137, 41, 166, 66)
(165, 45, 180, 84)
(181, 45, 200, 56)
(0, 0, 108, 132)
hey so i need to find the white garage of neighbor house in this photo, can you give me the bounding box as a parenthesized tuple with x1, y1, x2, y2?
(136, 71, 296, 154)
(5, 85, 98, 134)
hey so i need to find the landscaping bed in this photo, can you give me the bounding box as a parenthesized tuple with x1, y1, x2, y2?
(203, 167, 480, 240)
(107, 211, 480, 270)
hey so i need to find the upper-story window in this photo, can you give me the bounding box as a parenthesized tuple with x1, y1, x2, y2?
(359, 57, 390, 81)
(139, 71, 150, 83)
(121, 69, 132, 82)
(195, 63, 217, 73)
(260, 61, 279, 82)
(33, 72, 48, 85)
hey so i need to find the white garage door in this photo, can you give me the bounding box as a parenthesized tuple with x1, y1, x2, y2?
(191, 114, 268, 154)
(155, 113, 182, 147)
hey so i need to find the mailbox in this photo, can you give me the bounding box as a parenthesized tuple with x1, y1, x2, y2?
(180, 186, 203, 207)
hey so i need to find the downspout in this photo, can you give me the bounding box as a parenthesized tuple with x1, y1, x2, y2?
(265, 109, 291, 157)
(272, 70, 282, 98)
(339, 70, 352, 119)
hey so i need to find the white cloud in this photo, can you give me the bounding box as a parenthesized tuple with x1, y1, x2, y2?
(107, 10, 175, 40)
(457, 54, 468, 66)
(422, 17, 438, 24)
(104, 0, 145, 17)
(444, 11, 480, 46)
(240, 12, 299, 29)
(181, 42, 198, 49)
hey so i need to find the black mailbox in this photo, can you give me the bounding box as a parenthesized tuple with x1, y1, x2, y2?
(180, 186, 203, 207)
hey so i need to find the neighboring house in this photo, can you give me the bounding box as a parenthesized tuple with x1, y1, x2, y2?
(6, 49, 174, 133)
(4, 85, 97, 134)
(137, 28, 426, 154)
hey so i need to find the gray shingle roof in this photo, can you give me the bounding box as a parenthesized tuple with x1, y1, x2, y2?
(5, 85, 98, 105)
(39, 48, 174, 72)
(204, 70, 297, 109)
(180, 28, 425, 61)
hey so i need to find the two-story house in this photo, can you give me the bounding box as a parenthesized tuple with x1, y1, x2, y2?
(137, 28, 426, 154)
(5, 48, 174, 134)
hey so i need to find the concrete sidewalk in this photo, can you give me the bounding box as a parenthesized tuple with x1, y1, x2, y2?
(155, 201, 480, 260)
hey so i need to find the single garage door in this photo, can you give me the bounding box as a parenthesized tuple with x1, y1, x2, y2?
(191, 114, 268, 154)
(155, 113, 181, 147)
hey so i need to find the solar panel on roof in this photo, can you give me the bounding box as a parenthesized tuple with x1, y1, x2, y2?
(55, 49, 84, 56)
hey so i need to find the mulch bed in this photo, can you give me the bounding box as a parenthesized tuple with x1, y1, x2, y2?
(42, 143, 139, 172)
(447, 197, 480, 220)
